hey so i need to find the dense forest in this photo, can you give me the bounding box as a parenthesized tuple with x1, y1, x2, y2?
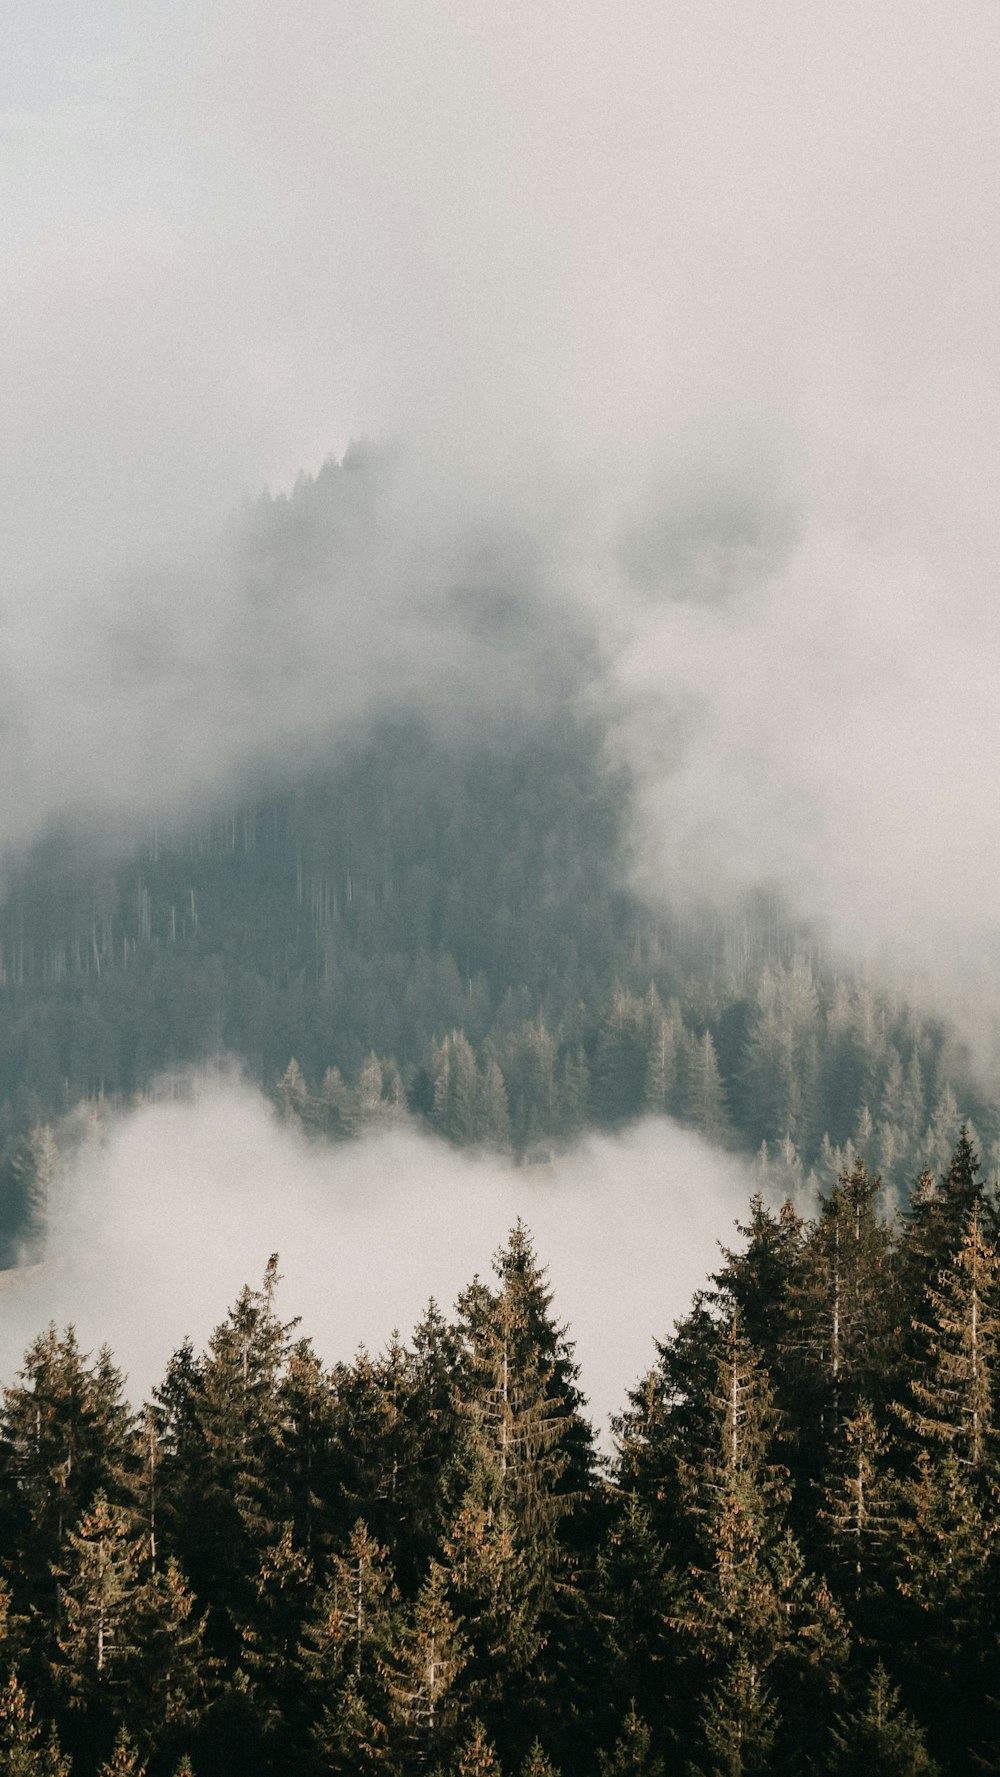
(0, 704, 994, 1261)
(0, 1133, 998, 1773)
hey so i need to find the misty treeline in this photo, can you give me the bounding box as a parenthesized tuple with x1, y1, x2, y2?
(0, 710, 991, 1262)
(2, 1133, 1000, 1772)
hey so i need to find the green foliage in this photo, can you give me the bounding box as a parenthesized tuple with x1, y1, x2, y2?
(823, 1662, 939, 1774)
(0, 1146, 998, 1772)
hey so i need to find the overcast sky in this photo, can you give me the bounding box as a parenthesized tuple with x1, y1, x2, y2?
(4, 2, 1000, 1005)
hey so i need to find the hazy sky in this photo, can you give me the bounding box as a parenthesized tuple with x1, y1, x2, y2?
(5, 3, 1000, 994)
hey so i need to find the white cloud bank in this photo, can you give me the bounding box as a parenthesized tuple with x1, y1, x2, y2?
(0, 1079, 756, 1439)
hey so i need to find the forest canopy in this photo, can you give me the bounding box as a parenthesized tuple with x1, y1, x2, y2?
(0, 1133, 995, 1773)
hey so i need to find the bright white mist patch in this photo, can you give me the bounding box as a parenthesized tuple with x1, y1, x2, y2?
(0, 1080, 755, 1441)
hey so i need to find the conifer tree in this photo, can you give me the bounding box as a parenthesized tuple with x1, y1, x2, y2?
(593, 989, 648, 1124)
(783, 1159, 896, 1454)
(54, 1492, 142, 1704)
(0, 1669, 70, 1776)
(905, 1204, 1000, 1469)
(519, 1741, 559, 1776)
(127, 1557, 208, 1743)
(672, 1319, 846, 1762)
(892, 1445, 996, 1759)
(822, 1662, 938, 1774)
(590, 1493, 671, 1738)
(682, 1032, 731, 1147)
(434, 1034, 481, 1146)
(689, 1650, 779, 1777)
(451, 1717, 502, 1774)
(477, 1056, 512, 1152)
(0, 1329, 135, 1622)
(642, 989, 678, 1117)
(441, 1492, 540, 1723)
(817, 1401, 896, 1617)
(155, 1257, 300, 1658)
(97, 1726, 145, 1776)
(712, 1195, 802, 1369)
(277, 1336, 336, 1562)
(898, 1128, 991, 1316)
(382, 1561, 466, 1769)
(453, 1225, 592, 1608)
(300, 1519, 396, 1770)
(596, 1701, 665, 1776)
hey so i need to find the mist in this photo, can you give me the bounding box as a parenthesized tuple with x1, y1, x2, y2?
(5, 3, 1000, 1024)
(0, 1078, 757, 1440)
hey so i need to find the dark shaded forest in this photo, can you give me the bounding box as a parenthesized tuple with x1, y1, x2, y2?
(0, 1133, 998, 1773)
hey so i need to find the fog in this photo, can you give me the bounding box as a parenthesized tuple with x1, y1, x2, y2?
(5, 6, 1000, 1005)
(0, 1079, 757, 1440)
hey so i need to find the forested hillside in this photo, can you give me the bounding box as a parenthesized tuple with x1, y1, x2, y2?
(0, 700, 993, 1259)
(0, 696, 993, 1258)
(0, 1134, 997, 1774)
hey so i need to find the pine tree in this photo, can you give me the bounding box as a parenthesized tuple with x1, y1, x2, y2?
(382, 1561, 466, 1768)
(434, 1033, 482, 1146)
(672, 1319, 847, 1762)
(712, 1198, 802, 1374)
(689, 1650, 778, 1777)
(276, 1058, 309, 1122)
(97, 1726, 145, 1775)
(155, 1257, 300, 1658)
(822, 1662, 938, 1774)
(441, 1492, 540, 1715)
(519, 1741, 560, 1776)
(682, 1032, 731, 1146)
(300, 1519, 396, 1770)
(0, 1669, 70, 1775)
(593, 989, 648, 1124)
(596, 1701, 665, 1776)
(783, 1159, 897, 1455)
(11, 1125, 59, 1256)
(454, 1225, 593, 1596)
(477, 1056, 512, 1152)
(451, 1717, 502, 1773)
(905, 1204, 1000, 1469)
(643, 990, 678, 1117)
(0, 1328, 135, 1622)
(128, 1557, 208, 1741)
(817, 1401, 896, 1615)
(54, 1492, 142, 1704)
(892, 1446, 996, 1759)
(897, 1130, 994, 1343)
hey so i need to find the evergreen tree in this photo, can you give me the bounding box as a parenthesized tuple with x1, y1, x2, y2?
(596, 1701, 665, 1776)
(155, 1257, 300, 1658)
(817, 1401, 896, 1618)
(822, 1662, 938, 1775)
(0, 1328, 135, 1623)
(519, 1742, 559, 1777)
(783, 1159, 897, 1454)
(53, 1492, 142, 1705)
(451, 1717, 502, 1774)
(682, 1032, 731, 1147)
(97, 1727, 145, 1776)
(300, 1519, 396, 1770)
(905, 1204, 1000, 1469)
(382, 1561, 466, 1769)
(0, 1670, 70, 1776)
(454, 1225, 593, 1595)
(689, 1650, 778, 1777)
(434, 1034, 481, 1146)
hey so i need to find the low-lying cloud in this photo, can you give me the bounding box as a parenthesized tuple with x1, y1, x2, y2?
(5, 3, 1000, 1040)
(0, 1078, 757, 1440)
